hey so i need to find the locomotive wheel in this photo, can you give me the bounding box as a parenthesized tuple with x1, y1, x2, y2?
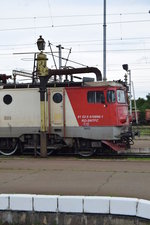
(75, 139, 96, 157)
(77, 148, 96, 157)
(0, 138, 18, 156)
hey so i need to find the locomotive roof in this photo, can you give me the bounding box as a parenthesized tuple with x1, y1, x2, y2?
(1, 80, 124, 89)
(84, 81, 124, 87)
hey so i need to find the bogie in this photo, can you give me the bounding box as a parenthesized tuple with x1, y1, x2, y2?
(0, 138, 18, 156)
(74, 138, 97, 157)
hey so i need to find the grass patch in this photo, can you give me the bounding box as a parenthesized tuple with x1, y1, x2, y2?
(133, 126, 150, 136)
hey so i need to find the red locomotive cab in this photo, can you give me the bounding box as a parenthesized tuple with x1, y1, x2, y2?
(66, 83, 130, 127)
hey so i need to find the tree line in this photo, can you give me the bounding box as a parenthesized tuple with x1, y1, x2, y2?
(133, 93, 150, 123)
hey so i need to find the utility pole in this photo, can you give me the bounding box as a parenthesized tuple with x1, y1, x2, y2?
(128, 69, 132, 116)
(56, 45, 64, 82)
(122, 64, 132, 116)
(103, 0, 107, 81)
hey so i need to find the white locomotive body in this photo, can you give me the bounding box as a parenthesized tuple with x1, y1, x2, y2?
(0, 88, 40, 137)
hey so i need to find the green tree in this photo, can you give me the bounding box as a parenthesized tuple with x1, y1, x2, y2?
(134, 93, 150, 123)
(136, 97, 145, 110)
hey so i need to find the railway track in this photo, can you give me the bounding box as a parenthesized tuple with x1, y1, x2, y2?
(19, 147, 150, 158)
(1, 149, 150, 158)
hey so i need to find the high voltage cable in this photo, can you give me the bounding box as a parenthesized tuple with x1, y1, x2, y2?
(107, 67, 150, 72)
(55, 36, 150, 44)
(1, 38, 150, 51)
(0, 43, 34, 47)
(0, 24, 99, 32)
(72, 49, 150, 53)
(86, 36, 150, 42)
(0, 11, 148, 20)
(1, 36, 150, 48)
(0, 19, 150, 32)
(1, 48, 150, 55)
(0, 15, 102, 20)
(109, 19, 150, 24)
(58, 42, 150, 47)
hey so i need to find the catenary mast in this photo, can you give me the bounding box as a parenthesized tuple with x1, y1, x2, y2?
(103, 0, 107, 81)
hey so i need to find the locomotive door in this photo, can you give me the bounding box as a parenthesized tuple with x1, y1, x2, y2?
(48, 88, 64, 127)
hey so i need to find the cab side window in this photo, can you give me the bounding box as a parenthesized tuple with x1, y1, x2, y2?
(107, 90, 116, 103)
(87, 91, 105, 103)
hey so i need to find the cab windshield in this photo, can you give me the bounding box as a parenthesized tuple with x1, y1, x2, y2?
(117, 90, 126, 103)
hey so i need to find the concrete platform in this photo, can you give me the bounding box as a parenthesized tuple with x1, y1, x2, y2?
(0, 157, 150, 200)
(0, 195, 150, 224)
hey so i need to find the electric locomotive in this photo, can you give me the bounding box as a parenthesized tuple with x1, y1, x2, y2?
(0, 67, 133, 157)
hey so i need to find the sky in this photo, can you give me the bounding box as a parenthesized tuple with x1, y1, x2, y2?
(0, 0, 150, 99)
